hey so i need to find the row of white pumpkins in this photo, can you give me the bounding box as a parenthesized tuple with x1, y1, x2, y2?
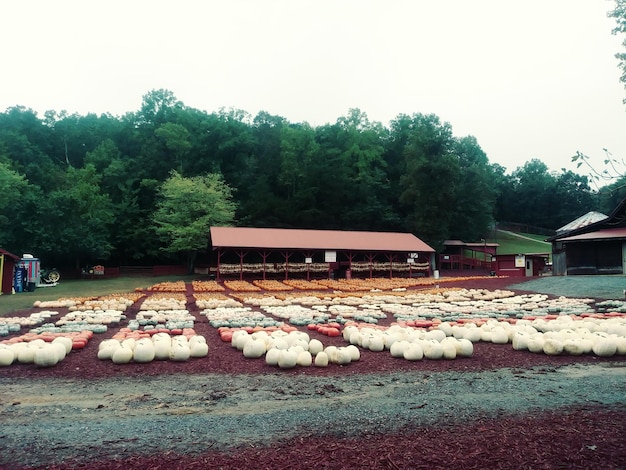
(195, 297, 243, 309)
(236, 289, 518, 308)
(381, 295, 594, 320)
(97, 333, 208, 363)
(0, 311, 60, 338)
(0, 337, 74, 367)
(55, 309, 126, 326)
(139, 297, 187, 311)
(201, 306, 283, 329)
(431, 317, 626, 357)
(231, 329, 360, 368)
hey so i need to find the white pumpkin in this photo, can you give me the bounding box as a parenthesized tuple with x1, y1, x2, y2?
(592, 338, 616, 357)
(615, 336, 626, 355)
(232, 330, 250, 350)
(18, 344, 38, 364)
(277, 348, 298, 369)
(49, 342, 67, 361)
(243, 337, 266, 359)
(153, 338, 172, 360)
(34, 344, 59, 367)
(367, 335, 385, 352)
(542, 338, 563, 356)
(133, 339, 156, 363)
(490, 327, 509, 345)
(190, 341, 209, 358)
(98, 340, 121, 360)
(390, 340, 410, 358)
(423, 340, 443, 360)
(527, 334, 545, 353)
(0, 346, 15, 366)
(441, 340, 457, 360)
(324, 346, 339, 363)
(314, 351, 329, 367)
(463, 327, 483, 343)
(455, 338, 474, 357)
(265, 347, 281, 366)
(169, 341, 191, 361)
(52, 336, 73, 355)
(512, 331, 529, 351)
(296, 350, 313, 367)
(562, 338, 585, 356)
(403, 342, 424, 361)
(335, 347, 352, 365)
(345, 344, 360, 361)
(308, 339, 324, 355)
(112, 345, 134, 364)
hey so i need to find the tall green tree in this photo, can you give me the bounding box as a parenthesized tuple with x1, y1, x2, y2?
(152, 171, 237, 272)
(399, 114, 459, 250)
(447, 136, 497, 241)
(34, 164, 115, 268)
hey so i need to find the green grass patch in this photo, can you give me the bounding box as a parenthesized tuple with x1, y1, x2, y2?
(490, 230, 551, 256)
(0, 275, 197, 317)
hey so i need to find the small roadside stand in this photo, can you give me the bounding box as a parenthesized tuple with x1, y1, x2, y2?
(0, 248, 20, 294)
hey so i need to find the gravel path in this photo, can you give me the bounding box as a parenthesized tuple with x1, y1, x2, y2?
(508, 275, 626, 299)
(1, 362, 625, 468)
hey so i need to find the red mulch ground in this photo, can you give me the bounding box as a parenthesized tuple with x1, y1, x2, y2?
(4, 275, 626, 469)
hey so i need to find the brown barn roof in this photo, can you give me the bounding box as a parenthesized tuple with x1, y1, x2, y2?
(556, 227, 626, 242)
(210, 227, 435, 252)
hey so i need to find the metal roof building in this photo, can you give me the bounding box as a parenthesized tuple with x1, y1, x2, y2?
(209, 226, 435, 280)
(548, 198, 626, 275)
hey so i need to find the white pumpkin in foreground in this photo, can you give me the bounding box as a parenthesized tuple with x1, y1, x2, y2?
(0, 346, 15, 366)
(277, 348, 298, 369)
(314, 351, 329, 367)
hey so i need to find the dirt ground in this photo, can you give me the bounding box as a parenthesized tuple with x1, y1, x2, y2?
(1, 275, 626, 469)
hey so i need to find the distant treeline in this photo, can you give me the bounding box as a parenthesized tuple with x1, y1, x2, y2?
(0, 89, 620, 270)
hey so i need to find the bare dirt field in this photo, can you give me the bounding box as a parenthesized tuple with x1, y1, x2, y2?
(1, 275, 625, 470)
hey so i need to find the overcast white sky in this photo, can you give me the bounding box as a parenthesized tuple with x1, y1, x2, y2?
(1, 0, 625, 175)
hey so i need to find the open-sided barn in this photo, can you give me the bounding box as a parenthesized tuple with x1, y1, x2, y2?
(209, 227, 436, 280)
(548, 200, 626, 275)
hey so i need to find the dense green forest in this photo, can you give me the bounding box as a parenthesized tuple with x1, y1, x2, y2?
(0, 89, 622, 271)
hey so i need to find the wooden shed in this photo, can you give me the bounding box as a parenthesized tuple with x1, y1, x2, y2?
(492, 253, 550, 277)
(0, 248, 20, 294)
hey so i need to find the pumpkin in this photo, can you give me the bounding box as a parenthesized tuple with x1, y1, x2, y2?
(345, 344, 360, 361)
(169, 340, 191, 361)
(441, 338, 457, 359)
(423, 340, 443, 360)
(592, 338, 616, 357)
(542, 338, 563, 355)
(0, 346, 15, 366)
(296, 350, 313, 367)
(455, 338, 474, 357)
(314, 351, 329, 367)
(308, 339, 324, 355)
(52, 336, 73, 355)
(111, 345, 133, 364)
(403, 342, 424, 361)
(277, 349, 298, 369)
(335, 347, 352, 365)
(133, 338, 156, 363)
(390, 340, 410, 358)
(33, 344, 59, 367)
(243, 337, 266, 359)
(265, 348, 281, 366)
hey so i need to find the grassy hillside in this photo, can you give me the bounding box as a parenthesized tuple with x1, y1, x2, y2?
(490, 230, 552, 256)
